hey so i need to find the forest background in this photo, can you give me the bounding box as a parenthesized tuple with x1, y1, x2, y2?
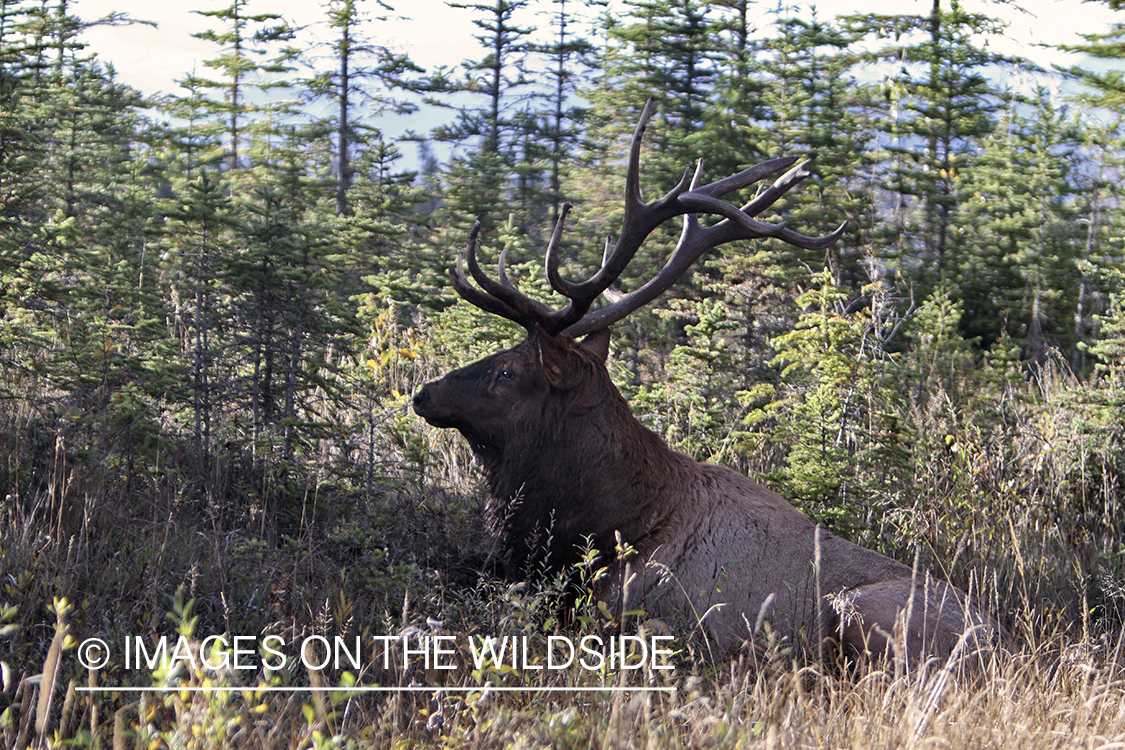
(3, 0, 1125, 746)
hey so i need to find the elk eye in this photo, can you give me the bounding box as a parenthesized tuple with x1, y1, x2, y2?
(498, 368, 515, 382)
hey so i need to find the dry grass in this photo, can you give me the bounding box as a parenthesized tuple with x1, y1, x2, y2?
(2, 330, 1123, 748)
(7, 606, 1125, 749)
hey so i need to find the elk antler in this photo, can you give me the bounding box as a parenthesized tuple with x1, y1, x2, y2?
(450, 97, 846, 338)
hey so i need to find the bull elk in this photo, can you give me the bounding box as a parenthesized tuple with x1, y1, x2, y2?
(413, 100, 1008, 663)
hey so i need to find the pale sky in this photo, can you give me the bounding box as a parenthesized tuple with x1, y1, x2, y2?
(72, 0, 1120, 100)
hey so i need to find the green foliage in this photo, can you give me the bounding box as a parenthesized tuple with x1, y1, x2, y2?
(956, 89, 1086, 361)
(6, 0, 1125, 745)
(1057, 4, 1125, 109)
(186, 0, 297, 171)
(756, 270, 908, 532)
(843, 0, 1017, 300)
(1082, 259, 1125, 392)
(632, 296, 752, 464)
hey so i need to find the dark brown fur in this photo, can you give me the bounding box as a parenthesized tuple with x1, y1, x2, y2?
(414, 326, 1010, 663)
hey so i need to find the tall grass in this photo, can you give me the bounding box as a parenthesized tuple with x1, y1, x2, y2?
(2, 317, 1123, 747)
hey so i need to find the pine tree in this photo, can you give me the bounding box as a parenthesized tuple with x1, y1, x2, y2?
(758, 269, 909, 534)
(157, 75, 226, 172)
(348, 134, 440, 320)
(0, 16, 176, 500)
(0, 0, 45, 242)
(533, 0, 598, 221)
(1056, 5, 1125, 110)
(1083, 263, 1125, 389)
(1048, 6, 1125, 375)
(1071, 120, 1125, 376)
(429, 0, 537, 235)
(303, 0, 421, 216)
(748, 9, 873, 289)
(603, 0, 718, 164)
(156, 170, 241, 494)
(696, 0, 769, 176)
(843, 0, 1018, 293)
(957, 89, 1085, 362)
(186, 0, 296, 172)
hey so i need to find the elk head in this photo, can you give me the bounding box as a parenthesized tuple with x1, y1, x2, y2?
(412, 98, 845, 570)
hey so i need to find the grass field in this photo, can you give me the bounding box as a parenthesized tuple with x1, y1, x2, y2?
(2, 334, 1124, 748)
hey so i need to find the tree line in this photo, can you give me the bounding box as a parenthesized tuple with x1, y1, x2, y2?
(1, 0, 1124, 547)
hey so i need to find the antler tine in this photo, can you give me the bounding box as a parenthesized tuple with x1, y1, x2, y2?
(600, 235, 627, 304)
(464, 222, 525, 304)
(693, 156, 799, 200)
(544, 203, 573, 297)
(706, 158, 849, 250)
(690, 158, 705, 190)
(625, 98, 656, 210)
(560, 213, 708, 338)
(451, 239, 522, 322)
(497, 245, 515, 290)
(539, 99, 696, 334)
(546, 106, 812, 337)
(740, 159, 817, 218)
(451, 219, 555, 330)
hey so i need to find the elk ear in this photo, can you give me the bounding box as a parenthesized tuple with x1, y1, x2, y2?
(580, 328, 611, 364)
(534, 328, 573, 387)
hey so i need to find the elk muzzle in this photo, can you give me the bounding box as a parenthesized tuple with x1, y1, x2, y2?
(411, 382, 455, 428)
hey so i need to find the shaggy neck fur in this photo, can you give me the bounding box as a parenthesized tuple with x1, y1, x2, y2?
(471, 343, 699, 572)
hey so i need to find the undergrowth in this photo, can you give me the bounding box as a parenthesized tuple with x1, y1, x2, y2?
(2, 307, 1124, 748)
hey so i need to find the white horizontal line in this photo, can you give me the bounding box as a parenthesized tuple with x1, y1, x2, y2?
(77, 685, 675, 693)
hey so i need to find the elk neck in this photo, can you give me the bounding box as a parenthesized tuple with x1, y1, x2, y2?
(480, 348, 701, 571)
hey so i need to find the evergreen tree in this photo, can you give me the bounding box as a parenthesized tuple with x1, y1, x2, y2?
(690, 10, 878, 432)
(1071, 120, 1125, 376)
(958, 89, 1085, 361)
(843, 0, 1017, 294)
(157, 75, 226, 173)
(1083, 263, 1125, 389)
(1052, 6, 1125, 374)
(698, 0, 769, 176)
(186, 0, 296, 172)
(748, 9, 873, 289)
(602, 0, 718, 164)
(156, 170, 241, 498)
(758, 269, 909, 534)
(429, 0, 538, 236)
(303, 0, 421, 216)
(533, 0, 597, 221)
(348, 134, 439, 319)
(0, 0, 45, 241)
(1057, 4, 1125, 110)
(630, 296, 753, 465)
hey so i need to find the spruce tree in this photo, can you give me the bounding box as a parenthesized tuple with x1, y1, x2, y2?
(533, 0, 597, 222)
(303, 0, 421, 216)
(843, 0, 1018, 295)
(958, 89, 1085, 361)
(156, 170, 241, 498)
(430, 0, 537, 232)
(0, 0, 44, 243)
(1069, 120, 1125, 376)
(747, 9, 872, 289)
(186, 0, 296, 172)
(697, 0, 769, 176)
(1057, 5, 1125, 110)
